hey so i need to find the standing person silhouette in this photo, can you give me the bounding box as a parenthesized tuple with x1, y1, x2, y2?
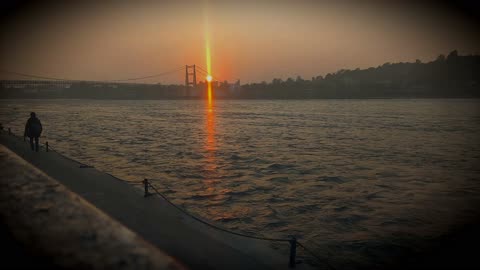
(24, 112, 43, 152)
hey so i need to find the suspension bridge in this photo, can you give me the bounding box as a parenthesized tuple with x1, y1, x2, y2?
(0, 65, 228, 98)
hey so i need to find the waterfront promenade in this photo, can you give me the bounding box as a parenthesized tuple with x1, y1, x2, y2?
(0, 131, 311, 270)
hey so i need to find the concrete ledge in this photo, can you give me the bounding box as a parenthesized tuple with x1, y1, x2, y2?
(0, 145, 186, 270)
(0, 130, 314, 270)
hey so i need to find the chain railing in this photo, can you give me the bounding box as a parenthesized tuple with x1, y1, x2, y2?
(142, 178, 335, 269)
(0, 124, 334, 269)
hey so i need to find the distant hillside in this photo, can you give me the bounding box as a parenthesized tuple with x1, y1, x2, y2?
(237, 50, 480, 99)
(1, 50, 479, 99)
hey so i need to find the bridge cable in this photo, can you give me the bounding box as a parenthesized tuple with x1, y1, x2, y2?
(196, 69, 224, 83)
(195, 66, 221, 81)
(0, 66, 185, 83)
(109, 66, 184, 82)
(0, 69, 67, 81)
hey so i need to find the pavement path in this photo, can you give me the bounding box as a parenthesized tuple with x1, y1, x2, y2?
(0, 131, 310, 270)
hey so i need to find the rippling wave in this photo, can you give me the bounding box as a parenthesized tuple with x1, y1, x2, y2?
(1, 98, 480, 268)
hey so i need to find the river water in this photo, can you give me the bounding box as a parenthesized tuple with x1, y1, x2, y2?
(1, 99, 480, 268)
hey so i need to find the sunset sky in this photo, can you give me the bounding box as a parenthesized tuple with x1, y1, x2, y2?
(0, 0, 479, 84)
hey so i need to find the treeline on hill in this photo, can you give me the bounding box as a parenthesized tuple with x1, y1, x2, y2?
(1, 50, 479, 99)
(236, 50, 479, 99)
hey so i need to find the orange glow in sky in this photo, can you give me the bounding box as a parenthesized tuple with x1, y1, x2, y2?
(0, 2, 478, 84)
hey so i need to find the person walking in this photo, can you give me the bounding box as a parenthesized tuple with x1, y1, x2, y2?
(24, 112, 43, 152)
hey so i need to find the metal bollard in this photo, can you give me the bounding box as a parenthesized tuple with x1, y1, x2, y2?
(143, 179, 150, 197)
(46, 141, 49, 152)
(289, 236, 297, 268)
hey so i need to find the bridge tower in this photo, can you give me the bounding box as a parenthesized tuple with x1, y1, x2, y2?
(185, 65, 197, 97)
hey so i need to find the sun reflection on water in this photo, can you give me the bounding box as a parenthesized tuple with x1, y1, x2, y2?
(204, 81, 218, 185)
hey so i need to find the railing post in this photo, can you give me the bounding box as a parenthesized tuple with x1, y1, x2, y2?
(143, 179, 150, 197)
(46, 141, 49, 152)
(289, 236, 297, 268)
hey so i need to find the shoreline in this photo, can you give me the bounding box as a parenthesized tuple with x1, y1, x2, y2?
(0, 130, 314, 270)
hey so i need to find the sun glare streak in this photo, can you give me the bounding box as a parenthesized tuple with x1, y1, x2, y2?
(203, 7, 216, 194)
(206, 39, 212, 75)
(204, 8, 213, 105)
(206, 42, 212, 104)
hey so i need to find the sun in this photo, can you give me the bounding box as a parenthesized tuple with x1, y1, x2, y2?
(206, 75, 213, 82)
